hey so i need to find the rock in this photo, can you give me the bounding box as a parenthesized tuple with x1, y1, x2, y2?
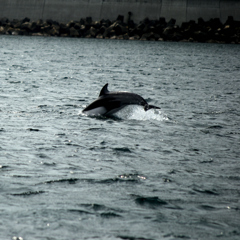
(85, 17, 92, 25)
(109, 21, 127, 36)
(66, 20, 77, 28)
(102, 26, 116, 38)
(110, 35, 118, 40)
(198, 17, 205, 26)
(96, 34, 104, 39)
(11, 29, 24, 35)
(36, 19, 44, 26)
(32, 32, 44, 36)
(208, 18, 223, 30)
(46, 19, 54, 26)
(41, 25, 52, 35)
(140, 32, 158, 41)
(0, 15, 238, 44)
(116, 15, 124, 23)
(0, 26, 5, 33)
(167, 18, 176, 27)
(69, 27, 80, 37)
(98, 25, 107, 35)
(0, 17, 9, 26)
(92, 21, 101, 29)
(100, 19, 112, 28)
(192, 30, 208, 42)
(13, 21, 21, 29)
(129, 35, 140, 40)
(117, 34, 129, 40)
(128, 19, 135, 29)
(163, 25, 181, 40)
(73, 23, 81, 30)
(48, 26, 59, 36)
(140, 33, 150, 40)
(21, 22, 31, 31)
(222, 25, 235, 42)
(159, 17, 167, 27)
(163, 26, 175, 36)
(21, 17, 30, 23)
(87, 26, 98, 37)
(225, 16, 234, 26)
(59, 23, 69, 35)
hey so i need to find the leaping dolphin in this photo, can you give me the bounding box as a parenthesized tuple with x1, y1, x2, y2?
(82, 83, 160, 117)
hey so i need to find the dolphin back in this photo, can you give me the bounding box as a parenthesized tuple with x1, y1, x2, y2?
(99, 83, 109, 97)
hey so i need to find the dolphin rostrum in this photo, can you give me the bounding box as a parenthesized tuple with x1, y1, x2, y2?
(82, 83, 160, 116)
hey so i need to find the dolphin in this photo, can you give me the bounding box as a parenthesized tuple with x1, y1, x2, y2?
(82, 83, 160, 116)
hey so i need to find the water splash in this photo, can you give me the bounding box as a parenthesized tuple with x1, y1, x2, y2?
(114, 105, 168, 121)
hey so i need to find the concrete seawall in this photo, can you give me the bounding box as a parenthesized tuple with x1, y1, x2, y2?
(1, 0, 240, 24)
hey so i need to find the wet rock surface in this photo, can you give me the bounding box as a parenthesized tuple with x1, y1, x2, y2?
(1, 15, 239, 43)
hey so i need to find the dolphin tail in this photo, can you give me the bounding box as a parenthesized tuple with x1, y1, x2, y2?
(144, 104, 161, 111)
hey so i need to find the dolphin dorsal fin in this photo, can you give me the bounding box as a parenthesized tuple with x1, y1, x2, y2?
(99, 83, 109, 97)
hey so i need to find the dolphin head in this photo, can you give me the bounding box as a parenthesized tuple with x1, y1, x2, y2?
(144, 104, 161, 111)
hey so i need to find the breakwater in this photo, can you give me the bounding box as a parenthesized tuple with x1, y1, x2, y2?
(0, 15, 240, 44)
(1, 0, 240, 25)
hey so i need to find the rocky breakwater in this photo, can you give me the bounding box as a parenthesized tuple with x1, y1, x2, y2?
(0, 15, 240, 43)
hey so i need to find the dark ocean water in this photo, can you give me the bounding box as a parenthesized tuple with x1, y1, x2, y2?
(0, 35, 240, 240)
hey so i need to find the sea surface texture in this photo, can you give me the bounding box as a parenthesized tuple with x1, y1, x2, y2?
(1, 36, 240, 240)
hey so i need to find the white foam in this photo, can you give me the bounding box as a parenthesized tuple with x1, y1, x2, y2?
(113, 105, 168, 121)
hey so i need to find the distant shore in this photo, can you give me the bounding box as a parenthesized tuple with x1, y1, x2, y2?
(1, 15, 239, 44)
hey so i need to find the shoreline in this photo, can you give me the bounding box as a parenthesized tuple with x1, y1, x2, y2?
(1, 15, 240, 44)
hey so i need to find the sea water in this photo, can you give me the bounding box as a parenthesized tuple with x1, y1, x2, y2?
(0, 35, 240, 240)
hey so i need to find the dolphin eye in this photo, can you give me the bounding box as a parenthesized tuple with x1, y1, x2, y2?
(144, 105, 149, 111)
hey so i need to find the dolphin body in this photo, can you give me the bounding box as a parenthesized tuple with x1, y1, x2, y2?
(82, 83, 160, 117)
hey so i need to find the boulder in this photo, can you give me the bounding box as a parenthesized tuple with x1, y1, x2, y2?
(102, 26, 115, 38)
(98, 25, 107, 35)
(46, 19, 54, 26)
(96, 34, 104, 39)
(92, 21, 101, 29)
(11, 29, 25, 35)
(167, 18, 176, 27)
(86, 26, 98, 37)
(59, 23, 69, 35)
(21, 17, 30, 23)
(140, 32, 159, 41)
(0, 17, 9, 26)
(100, 19, 112, 28)
(140, 32, 151, 40)
(163, 26, 175, 36)
(208, 18, 223, 31)
(159, 17, 167, 26)
(118, 33, 129, 40)
(36, 19, 44, 27)
(48, 26, 60, 36)
(224, 16, 234, 26)
(129, 35, 140, 40)
(109, 21, 127, 36)
(41, 25, 52, 35)
(85, 17, 92, 25)
(21, 22, 31, 31)
(67, 20, 77, 28)
(69, 27, 80, 37)
(0, 26, 5, 33)
(192, 30, 208, 42)
(116, 15, 124, 23)
(74, 23, 81, 30)
(0, 15, 238, 43)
